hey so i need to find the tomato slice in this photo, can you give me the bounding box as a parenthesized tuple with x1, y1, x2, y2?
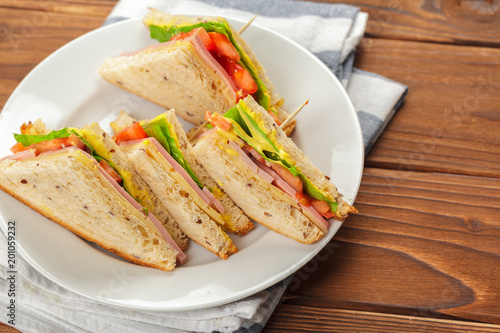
(271, 162, 303, 193)
(206, 111, 232, 131)
(311, 199, 330, 214)
(10, 142, 27, 154)
(28, 137, 69, 155)
(268, 110, 282, 126)
(113, 122, 148, 145)
(322, 210, 335, 219)
(217, 56, 257, 96)
(66, 134, 86, 150)
(170, 27, 215, 51)
(208, 32, 240, 62)
(99, 160, 122, 185)
(295, 192, 311, 207)
(170, 31, 189, 41)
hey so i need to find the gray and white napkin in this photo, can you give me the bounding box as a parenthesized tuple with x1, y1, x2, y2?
(1, 0, 407, 332)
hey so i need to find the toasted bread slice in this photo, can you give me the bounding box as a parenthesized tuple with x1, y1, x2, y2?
(161, 110, 253, 235)
(78, 123, 189, 250)
(120, 140, 237, 259)
(99, 40, 234, 125)
(0, 149, 178, 271)
(191, 133, 324, 244)
(110, 110, 254, 235)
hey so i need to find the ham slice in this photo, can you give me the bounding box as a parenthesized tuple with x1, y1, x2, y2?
(186, 34, 238, 102)
(202, 187, 224, 214)
(230, 141, 274, 183)
(2, 149, 36, 161)
(244, 149, 330, 233)
(120, 138, 225, 215)
(94, 152, 187, 264)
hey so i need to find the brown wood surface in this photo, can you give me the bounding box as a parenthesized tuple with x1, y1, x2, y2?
(1, 0, 500, 332)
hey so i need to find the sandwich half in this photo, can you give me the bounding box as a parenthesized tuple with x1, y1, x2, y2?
(99, 9, 295, 134)
(0, 128, 185, 271)
(110, 110, 254, 235)
(191, 96, 357, 244)
(110, 111, 240, 259)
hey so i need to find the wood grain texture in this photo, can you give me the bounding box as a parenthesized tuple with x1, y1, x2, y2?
(270, 168, 500, 327)
(265, 306, 500, 332)
(354, 37, 500, 177)
(0, 3, 113, 110)
(306, 0, 500, 47)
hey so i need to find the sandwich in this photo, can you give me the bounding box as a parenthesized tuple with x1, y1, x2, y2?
(110, 110, 253, 235)
(0, 125, 186, 271)
(99, 9, 295, 134)
(109, 109, 252, 259)
(191, 96, 357, 244)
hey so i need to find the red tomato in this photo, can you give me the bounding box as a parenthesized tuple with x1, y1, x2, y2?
(170, 27, 215, 51)
(268, 110, 282, 126)
(208, 32, 240, 62)
(29, 137, 68, 155)
(99, 160, 122, 185)
(66, 134, 86, 150)
(10, 142, 27, 154)
(295, 192, 311, 207)
(322, 210, 335, 219)
(169, 31, 189, 41)
(271, 163, 303, 193)
(113, 122, 148, 145)
(311, 199, 330, 214)
(311, 199, 336, 218)
(206, 111, 232, 131)
(217, 57, 257, 96)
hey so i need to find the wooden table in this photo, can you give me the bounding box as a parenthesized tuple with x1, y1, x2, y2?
(1, 1, 499, 332)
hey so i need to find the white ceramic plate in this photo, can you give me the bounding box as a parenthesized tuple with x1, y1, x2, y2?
(0, 16, 363, 311)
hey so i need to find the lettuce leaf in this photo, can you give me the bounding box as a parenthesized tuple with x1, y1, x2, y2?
(14, 128, 73, 146)
(14, 129, 142, 202)
(299, 174, 338, 212)
(12, 128, 120, 172)
(141, 119, 204, 189)
(223, 101, 337, 212)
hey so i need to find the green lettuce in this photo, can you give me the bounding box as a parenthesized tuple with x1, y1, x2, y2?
(14, 128, 73, 146)
(223, 101, 337, 212)
(299, 175, 338, 212)
(141, 119, 204, 189)
(13, 128, 107, 164)
(12, 128, 133, 186)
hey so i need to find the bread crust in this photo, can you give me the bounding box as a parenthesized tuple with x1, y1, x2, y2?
(81, 123, 189, 250)
(241, 96, 357, 220)
(191, 134, 324, 244)
(163, 110, 254, 235)
(99, 41, 234, 125)
(0, 151, 178, 271)
(120, 142, 238, 259)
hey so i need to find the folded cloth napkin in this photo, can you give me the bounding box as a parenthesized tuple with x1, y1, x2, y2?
(1, 0, 408, 332)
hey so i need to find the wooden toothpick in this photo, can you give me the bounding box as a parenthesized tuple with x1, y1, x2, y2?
(187, 120, 209, 141)
(280, 99, 309, 130)
(238, 15, 258, 34)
